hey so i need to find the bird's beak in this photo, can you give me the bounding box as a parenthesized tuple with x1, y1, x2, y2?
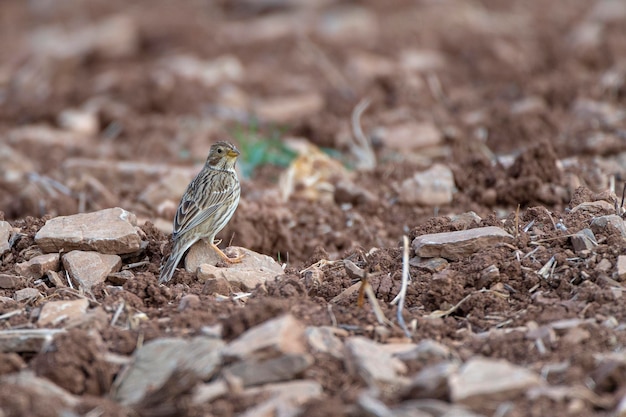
(227, 148, 240, 158)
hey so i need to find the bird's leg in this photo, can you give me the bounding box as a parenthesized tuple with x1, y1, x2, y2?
(211, 242, 244, 263)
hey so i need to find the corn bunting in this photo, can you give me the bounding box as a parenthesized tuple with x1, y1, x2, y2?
(159, 141, 242, 283)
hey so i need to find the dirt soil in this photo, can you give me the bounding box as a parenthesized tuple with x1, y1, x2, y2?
(1, 0, 626, 416)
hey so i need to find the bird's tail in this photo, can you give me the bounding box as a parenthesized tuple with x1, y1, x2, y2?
(159, 238, 195, 283)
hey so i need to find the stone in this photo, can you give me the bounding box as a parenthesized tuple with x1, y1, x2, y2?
(413, 226, 514, 261)
(224, 314, 307, 361)
(30, 15, 139, 60)
(305, 326, 345, 359)
(178, 294, 201, 311)
(191, 379, 229, 405)
(591, 215, 626, 238)
(14, 253, 60, 279)
(62, 251, 122, 292)
(35, 207, 142, 254)
(238, 380, 323, 417)
(402, 361, 459, 400)
(57, 108, 99, 136)
(393, 399, 484, 417)
(344, 337, 408, 391)
(400, 49, 446, 72)
(393, 339, 455, 363)
(107, 270, 134, 285)
(596, 258, 612, 273)
(1, 371, 79, 408)
(224, 353, 313, 388)
(14, 288, 41, 302)
(448, 211, 482, 230)
(255, 93, 324, 124)
(0, 329, 66, 353)
(316, 6, 379, 43)
(165, 54, 244, 87)
(569, 200, 615, 215)
(0, 221, 13, 255)
(0, 274, 22, 289)
(189, 243, 284, 291)
(113, 336, 224, 406)
(46, 271, 66, 288)
(334, 180, 377, 206)
(398, 164, 455, 206)
(449, 357, 542, 408)
(570, 228, 597, 253)
(38, 299, 90, 327)
(382, 122, 443, 151)
(411, 257, 449, 273)
(138, 170, 193, 208)
(617, 256, 626, 280)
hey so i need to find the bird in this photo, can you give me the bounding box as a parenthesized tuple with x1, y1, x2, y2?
(159, 141, 242, 283)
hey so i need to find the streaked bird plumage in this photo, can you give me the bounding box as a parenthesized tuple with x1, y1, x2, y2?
(159, 141, 242, 283)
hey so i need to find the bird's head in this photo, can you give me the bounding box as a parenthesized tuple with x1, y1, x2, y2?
(206, 141, 240, 170)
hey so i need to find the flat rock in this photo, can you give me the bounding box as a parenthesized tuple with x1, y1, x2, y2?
(402, 361, 459, 400)
(382, 121, 443, 151)
(38, 298, 90, 327)
(189, 242, 284, 291)
(14, 288, 42, 302)
(0, 221, 13, 255)
(113, 336, 224, 406)
(570, 228, 597, 253)
(412, 226, 514, 261)
(305, 326, 345, 359)
(344, 336, 408, 392)
(15, 253, 60, 279)
(617, 255, 626, 281)
(35, 207, 142, 255)
(224, 314, 307, 361)
(398, 164, 455, 206)
(224, 353, 313, 388)
(449, 356, 542, 408)
(590, 215, 626, 238)
(62, 251, 122, 292)
(254, 92, 324, 124)
(1, 370, 79, 408)
(0, 274, 22, 289)
(239, 380, 323, 417)
(0, 329, 66, 353)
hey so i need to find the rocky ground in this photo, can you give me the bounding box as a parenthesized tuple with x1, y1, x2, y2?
(1, 0, 626, 416)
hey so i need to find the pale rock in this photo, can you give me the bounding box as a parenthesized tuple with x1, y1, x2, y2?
(165, 54, 244, 87)
(0, 329, 66, 353)
(224, 314, 307, 361)
(0, 221, 13, 255)
(30, 15, 139, 60)
(448, 211, 482, 230)
(591, 215, 626, 238)
(344, 337, 408, 391)
(382, 122, 443, 151)
(411, 257, 448, 273)
(305, 326, 345, 359)
(402, 361, 459, 400)
(0, 144, 34, 183)
(596, 258, 612, 273)
(569, 200, 615, 215)
(1, 371, 79, 408)
(14, 253, 60, 279)
(224, 353, 313, 387)
(449, 357, 542, 408)
(357, 393, 399, 417)
(316, 6, 378, 42)
(57, 108, 99, 135)
(113, 336, 224, 406)
(413, 226, 514, 261)
(189, 243, 284, 291)
(400, 49, 446, 72)
(192, 379, 229, 405)
(14, 288, 42, 302)
(617, 256, 626, 280)
(347, 52, 396, 80)
(139, 170, 193, 208)
(8, 125, 89, 150)
(178, 294, 201, 311)
(107, 270, 134, 285)
(393, 339, 455, 363)
(35, 207, 142, 254)
(510, 96, 547, 115)
(38, 298, 89, 327)
(570, 228, 597, 253)
(398, 164, 455, 206)
(0, 274, 21, 289)
(62, 251, 122, 291)
(238, 380, 323, 417)
(255, 93, 324, 124)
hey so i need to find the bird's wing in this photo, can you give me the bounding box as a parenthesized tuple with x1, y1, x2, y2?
(172, 177, 236, 238)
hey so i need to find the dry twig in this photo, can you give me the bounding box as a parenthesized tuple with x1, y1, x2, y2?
(350, 98, 376, 170)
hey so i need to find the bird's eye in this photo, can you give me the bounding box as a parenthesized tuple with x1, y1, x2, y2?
(217, 148, 223, 154)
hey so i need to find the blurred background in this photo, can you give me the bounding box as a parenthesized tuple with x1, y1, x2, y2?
(0, 0, 625, 262)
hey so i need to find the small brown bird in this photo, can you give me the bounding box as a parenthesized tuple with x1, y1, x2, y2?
(159, 141, 242, 283)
